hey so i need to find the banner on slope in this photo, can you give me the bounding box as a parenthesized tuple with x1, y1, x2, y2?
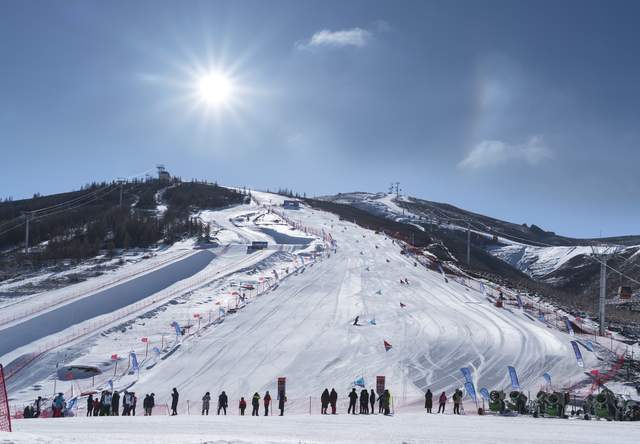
(0, 365, 11, 432)
(480, 283, 486, 297)
(376, 376, 386, 394)
(516, 294, 524, 309)
(437, 264, 448, 283)
(570, 341, 584, 368)
(543, 372, 552, 385)
(479, 388, 490, 401)
(564, 317, 575, 336)
(277, 377, 286, 398)
(460, 367, 473, 384)
(507, 366, 520, 389)
(130, 352, 139, 373)
(464, 382, 477, 402)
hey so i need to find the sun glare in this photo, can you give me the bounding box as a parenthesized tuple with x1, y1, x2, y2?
(197, 72, 233, 106)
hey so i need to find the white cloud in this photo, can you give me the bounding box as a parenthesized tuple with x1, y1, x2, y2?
(458, 136, 553, 169)
(296, 27, 371, 50)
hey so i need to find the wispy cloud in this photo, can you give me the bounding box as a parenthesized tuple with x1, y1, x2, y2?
(458, 136, 553, 169)
(296, 27, 372, 50)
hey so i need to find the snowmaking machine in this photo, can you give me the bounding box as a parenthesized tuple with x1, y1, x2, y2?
(488, 390, 506, 413)
(506, 390, 528, 414)
(533, 391, 562, 417)
(594, 389, 618, 420)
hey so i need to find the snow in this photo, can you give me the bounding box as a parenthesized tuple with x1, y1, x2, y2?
(7, 413, 640, 443)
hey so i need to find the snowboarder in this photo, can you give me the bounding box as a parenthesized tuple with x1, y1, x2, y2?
(360, 389, 369, 414)
(87, 394, 94, 416)
(239, 397, 247, 416)
(438, 392, 447, 413)
(425, 389, 433, 413)
(112, 390, 120, 416)
(171, 388, 179, 415)
(329, 388, 338, 414)
(218, 391, 228, 415)
(263, 391, 272, 416)
(251, 392, 260, 416)
(321, 389, 330, 414)
(348, 388, 358, 414)
(369, 389, 376, 414)
(453, 389, 462, 415)
(202, 392, 211, 415)
(278, 392, 287, 416)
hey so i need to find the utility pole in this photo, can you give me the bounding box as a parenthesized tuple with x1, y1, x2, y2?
(117, 178, 125, 207)
(23, 211, 31, 254)
(389, 182, 401, 198)
(598, 256, 608, 336)
(466, 222, 471, 265)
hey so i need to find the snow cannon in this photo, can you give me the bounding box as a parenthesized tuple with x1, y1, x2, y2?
(489, 390, 506, 412)
(595, 390, 614, 419)
(507, 391, 528, 414)
(544, 392, 561, 417)
(623, 400, 640, 421)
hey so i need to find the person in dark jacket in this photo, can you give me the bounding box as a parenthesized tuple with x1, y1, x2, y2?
(202, 392, 211, 415)
(348, 388, 358, 414)
(87, 394, 94, 416)
(329, 388, 338, 414)
(360, 389, 369, 414)
(239, 397, 247, 415)
(278, 391, 286, 416)
(379, 390, 392, 415)
(218, 391, 228, 415)
(438, 392, 447, 413)
(144, 393, 155, 416)
(263, 391, 272, 416)
(321, 389, 330, 414)
(425, 389, 433, 413)
(452, 389, 462, 415)
(34, 396, 42, 418)
(112, 391, 120, 416)
(370, 389, 376, 414)
(171, 388, 179, 415)
(251, 392, 260, 416)
(92, 397, 100, 416)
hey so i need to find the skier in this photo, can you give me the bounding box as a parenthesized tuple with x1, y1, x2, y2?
(321, 389, 330, 414)
(329, 388, 338, 414)
(52, 393, 65, 418)
(87, 394, 94, 416)
(348, 388, 358, 414)
(360, 389, 369, 414)
(263, 391, 272, 416)
(353, 316, 360, 326)
(438, 392, 447, 413)
(239, 397, 247, 416)
(278, 392, 287, 416)
(202, 392, 211, 415)
(218, 391, 228, 415)
(369, 389, 376, 414)
(425, 389, 433, 413)
(171, 388, 179, 416)
(112, 390, 120, 416)
(251, 392, 260, 416)
(452, 389, 462, 415)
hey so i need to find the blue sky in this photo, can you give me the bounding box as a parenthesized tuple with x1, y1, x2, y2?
(1, 0, 638, 238)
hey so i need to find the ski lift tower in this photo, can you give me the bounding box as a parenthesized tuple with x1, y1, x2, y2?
(593, 245, 617, 336)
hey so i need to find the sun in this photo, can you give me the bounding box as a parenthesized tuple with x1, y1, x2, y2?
(196, 71, 234, 106)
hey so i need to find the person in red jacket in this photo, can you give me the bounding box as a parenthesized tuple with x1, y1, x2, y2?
(263, 391, 271, 416)
(438, 392, 447, 413)
(239, 397, 247, 416)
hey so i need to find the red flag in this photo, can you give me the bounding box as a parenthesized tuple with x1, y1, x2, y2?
(110, 354, 118, 360)
(141, 337, 148, 343)
(193, 313, 201, 318)
(400, 302, 406, 308)
(383, 341, 393, 352)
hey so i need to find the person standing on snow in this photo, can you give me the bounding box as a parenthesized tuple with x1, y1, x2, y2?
(239, 397, 247, 416)
(202, 392, 211, 415)
(278, 391, 287, 416)
(251, 392, 260, 416)
(381, 390, 392, 415)
(132, 392, 138, 416)
(369, 389, 376, 414)
(87, 394, 94, 416)
(425, 389, 433, 413)
(103, 391, 112, 416)
(360, 389, 369, 414)
(329, 388, 338, 414)
(218, 391, 228, 415)
(171, 388, 179, 415)
(438, 392, 447, 413)
(111, 390, 120, 416)
(92, 397, 100, 416)
(263, 391, 272, 416)
(452, 389, 462, 415)
(348, 388, 358, 414)
(34, 396, 42, 418)
(121, 391, 130, 416)
(321, 389, 330, 414)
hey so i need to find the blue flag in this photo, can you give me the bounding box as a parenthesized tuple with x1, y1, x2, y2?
(219, 307, 226, 317)
(538, 313, 545, 322)
(507, 366, 520, 389)
(130, 351, 139, 372)
(152, 346, 161, 356)
(464, 382, 477, 402)
(368, 319, 377, 325)
(543, 372, 552, 384)
(570, 340, 584, 368)
(354, 376, 365, 387)
(460, 367, 473, 384)
(564, 317, 574, 336)
(585, 341, 595, 352)
(479, 388, 490, 401)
